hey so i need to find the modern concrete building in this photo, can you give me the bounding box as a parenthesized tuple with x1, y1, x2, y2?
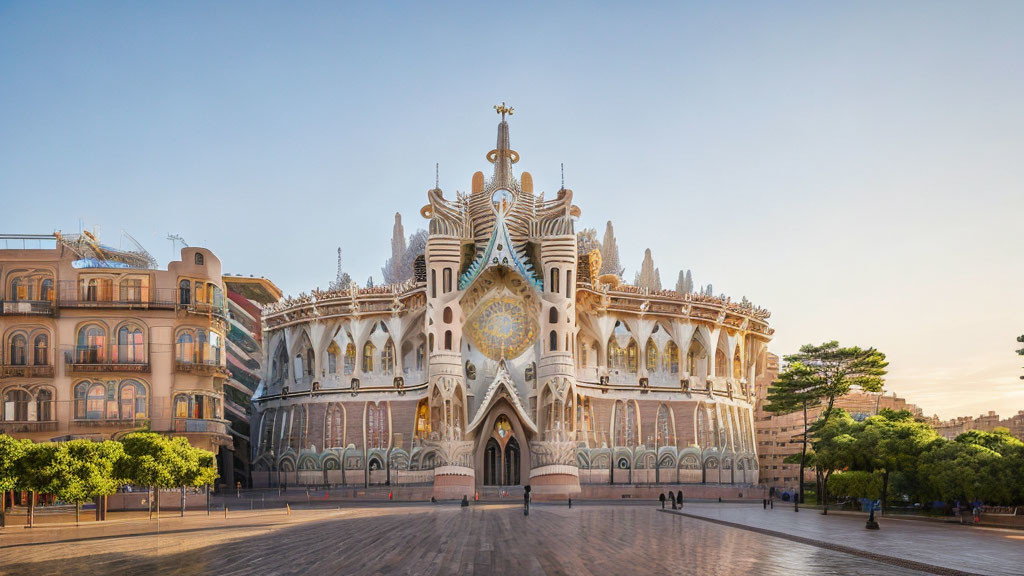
(0, 232, 230, 456)
(251, 113, 776, 498)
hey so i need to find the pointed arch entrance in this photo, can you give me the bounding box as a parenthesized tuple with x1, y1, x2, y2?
(482, 416, 522, 486)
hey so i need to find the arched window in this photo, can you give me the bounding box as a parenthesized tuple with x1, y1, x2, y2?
(40, 279, 53, 301)
(733, 347, 743, 379)
(382, 339, 395, 374)
(196, 329, 208, 363)
(656, 404, 674, 446)
(194, 253, 205, 266)
(688, 336, 707, 378)
(608, 338, 625, 371)
(36, 389, 54, 421)
(362, 342, 375, 372)
(613, 400, 637, 446)
(176, 331, 194, 363)
(84, 278, 98, 302)
(430, 269, 436, 298)
(327, 342, 340, 374)
(428, 333, 434, 353)
(33, 333, 48, 365)
(117, 325, 144, 364)
(82, 382, 108, 420)
(550, 268, 560, 294)
(9, 335, 27, 366)
(10, 278, 28, 300)
(2, 389, 30, 421)
(625, 340, 638, 373)
(549, 307, 558, 324)
(325, 404, 346, 448)
(416, 342, 425, 371)
(119, 380, 147, 420)
(414, 398, 430, 439)
(288, 405, 307, 450)
(179, 280, 191, 305)
(344, 343, 356, 374)
(548, 330, 557, 352)
(664, 341, 680, 374)
(645, 338, 658, 372)
(366, 402, 390, 449)
(443, 330, 452, 351)
(77, 324, 106, 363)
(443, 306, 453, 323)
(442, 268, 452, 293)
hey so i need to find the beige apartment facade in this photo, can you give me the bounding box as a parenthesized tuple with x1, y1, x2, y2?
(0, 233, 230, 457)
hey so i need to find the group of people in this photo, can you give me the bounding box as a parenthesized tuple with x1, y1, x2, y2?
(658, 491, 685, 510)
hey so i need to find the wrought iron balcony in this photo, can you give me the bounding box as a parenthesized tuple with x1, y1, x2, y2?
(0, 300, 55, 316)
(64, 358, 150, 375)
(0, 421, 58, 433)
(172, 418, 228, 435)
(0, 364, 55, 378)
(175, 361, 231, 378)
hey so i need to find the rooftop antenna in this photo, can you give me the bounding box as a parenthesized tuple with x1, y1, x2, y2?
(561, 163, 565, 190)
(167, 233, 188, 261)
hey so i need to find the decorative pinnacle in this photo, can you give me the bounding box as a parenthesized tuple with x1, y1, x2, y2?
(494, 102, 514, 121)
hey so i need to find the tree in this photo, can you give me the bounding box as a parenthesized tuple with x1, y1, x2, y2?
(828, 470, 883, 503)
(117, 432, 177, 520)
(30, 440, 124, 525)
(599, 221, 623, 276)
(807, 409, 858, 514)
(164, 437, 218, 517)
(850, 410, 937, 515)
(15, 441, 57, 527)
(633, 248, 661, 290)
(0, 435, 29, 528)
(764, 362, 821, 505)
(784, 341, 888, 429)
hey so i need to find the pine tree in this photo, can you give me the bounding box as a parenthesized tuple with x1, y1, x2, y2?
(600, 221, 624, 276)
(633, 248, 660, 290)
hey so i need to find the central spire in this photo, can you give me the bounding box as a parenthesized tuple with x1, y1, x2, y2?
(486, 103, 520, 191)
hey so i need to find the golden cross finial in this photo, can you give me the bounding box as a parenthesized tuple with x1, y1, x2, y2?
(493, 102, 514, 120)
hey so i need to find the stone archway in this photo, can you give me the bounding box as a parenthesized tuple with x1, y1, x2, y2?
(473, 398, 531, 487)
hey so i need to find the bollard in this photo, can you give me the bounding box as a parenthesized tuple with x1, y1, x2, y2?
(286, 503, 291, 515)
(224, 506, 228, 519)
(568, 498, 572, 509)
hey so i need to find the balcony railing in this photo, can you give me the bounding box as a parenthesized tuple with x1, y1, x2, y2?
(64, 357, 150, 375)
(175, 361, 231, 378)
(56, 283, 178, 310)
(172, 418, 228, 435)
(0, 421, 59, 433)
(0, 365, 55, 378)
(1, 300, 55, 316)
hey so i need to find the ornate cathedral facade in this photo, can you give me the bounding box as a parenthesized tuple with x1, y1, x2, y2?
(251, 112, 775, 498)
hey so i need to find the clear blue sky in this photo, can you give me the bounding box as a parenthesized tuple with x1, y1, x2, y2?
(2, 2, 1022, 419)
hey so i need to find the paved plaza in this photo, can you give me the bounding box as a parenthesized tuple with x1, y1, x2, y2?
(0, 502, 1019, 575)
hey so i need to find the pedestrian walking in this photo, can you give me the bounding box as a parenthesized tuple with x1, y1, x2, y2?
(524, 485, 532, 516)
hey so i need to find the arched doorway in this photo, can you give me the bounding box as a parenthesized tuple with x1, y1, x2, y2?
(504, 437, 520, 486)
(484, 438, 501, 485)
(482, 415, 523, 486)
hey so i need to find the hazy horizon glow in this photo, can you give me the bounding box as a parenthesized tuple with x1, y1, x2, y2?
(2, 2, 1021, 420)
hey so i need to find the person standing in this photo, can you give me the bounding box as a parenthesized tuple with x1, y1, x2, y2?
(524, 485, 532, 516)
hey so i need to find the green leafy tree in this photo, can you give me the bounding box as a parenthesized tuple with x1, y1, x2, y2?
(0, 435, 30, 528)
(828, 470, 883, 503)
(165, 437, 218, 516)
(917, 441, 1009, 505)
(807, 409, 859, 513)
(851, 409, 937, 514)
(31, 440, 124, 524)
(117, 432, 176, 519)
(15, 441, 58, 527)
(786, 341, 889, 427)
